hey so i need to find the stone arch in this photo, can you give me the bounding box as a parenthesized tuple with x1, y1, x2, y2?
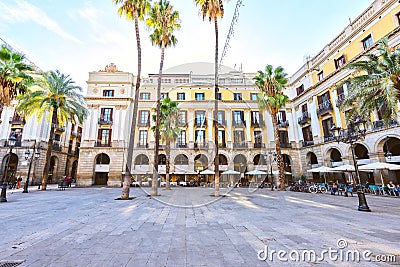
(382, 137, 400, 157)
(233, 154, 247, 172)
(94, 153, 110, 185)
(326, 148, 342, 166)
(48, 156, 59, 184)
(158, 154, 166, 165)
(354, 143, 369, 159)
(194, 154, 208, 172)
(71, 160, 78, 180)
(174, 154, 189, 165)
(135, 154, 149, 165)
(306, 152, 318, 165)
(1, 152, 18, 184)
(375, 134, 400, 155)
(282, 154, 293, 184)
(218, 154, 228, 165)
(253, 154, 267, 165)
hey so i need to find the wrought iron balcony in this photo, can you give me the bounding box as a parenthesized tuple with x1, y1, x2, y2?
(98, 117, 113, 125)
(95, 140, 112, 147)
(303, 140, 314, 147)
(176, 143, 187, 148)
(137, 121, 150, 126)
(324, 135, 335, 143)
(251, 120, 265, 127)
(4, 140, 22, 147)
(277, 120, 289, 127)
(54, 124, 66, 132)
(9, 116, 25, 125)
(253, 143, 265, 148)
(194, 118, 207, 126)
(232, 120, 246, 127)
(218, 143, 226, 148)
(233, 143, 248, 149)
(137, 143, 149, 148)
(335, 93, 345, 107)
(317, 100, 333, 116)
(194, 143, 208, 149)
(298, 112, 311, 125)
(52, 141, 62, 151)
(280, 142, 292, 148)
(371, 119, 398, 131)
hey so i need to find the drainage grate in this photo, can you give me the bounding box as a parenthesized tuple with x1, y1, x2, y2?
(0, 260, 25, 267)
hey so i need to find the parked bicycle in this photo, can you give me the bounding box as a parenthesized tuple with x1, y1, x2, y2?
(309, 183, 327, 194)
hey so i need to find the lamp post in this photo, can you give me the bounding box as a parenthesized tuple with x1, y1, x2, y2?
(264, 150, 277, 191)
(1, 135, 17, 202)
(330, 117, 371, 212)
(23, 141, 40, 193)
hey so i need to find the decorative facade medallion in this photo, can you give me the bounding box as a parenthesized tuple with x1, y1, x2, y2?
(120, 88, 125, 94)
(92, 88, 98, 94)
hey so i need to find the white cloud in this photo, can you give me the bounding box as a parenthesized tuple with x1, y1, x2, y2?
(0, 0, 82, 44)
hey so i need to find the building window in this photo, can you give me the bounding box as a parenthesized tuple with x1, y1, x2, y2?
(195, 111, 206, 126)
(139, 130, 148, 146)
(396, 12, 400, 25)
(277, 110, 287, 123)
(178, 110, 187, 125)
(140, 92, 150, 100)
(278, 130, 289, 144)
(296, 84, 304, 96)
(233, 93, 242, 100)
(302, 126, 313, 142)
(139, 110, 149, 125)
(177, 92, 185, 100)
(334, 55, 346, 69)
(195, 93, 205, 100)
(251, 111, 262, 125)
(233, 111, 244, 125)
(98, 129, 112, 145)
(254, 131, 262, 144)
(217, 92, 222, 100)
(100, 108, 113, 122)
(322, 117, 334, 138)
(218, 130, 225, 146)
(178, 130, 186, 145)
(103, 90, 114, 97)
(251, 93, 258, 101)
(362, 35, 373, 50)
(195, 130, 206, 145)
(317, 71, 324, 82)
(301, 104, 308, 113)
(233, 130, 245, 143)
(217, 111, 225, 125)
(161, 93, 169, 99)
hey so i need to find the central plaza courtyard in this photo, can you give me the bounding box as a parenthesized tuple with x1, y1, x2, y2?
(1, 186, 399, 266)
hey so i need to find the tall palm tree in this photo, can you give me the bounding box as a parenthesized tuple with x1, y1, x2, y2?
(151, 97, 180, 190)
(112, 0, 151, 200)
(341, 37, 400, 126)
(194, 0, 225, 197)
(0, 45, 33, 123)
(146, 0, 180, 196)
(254, 65, 289, 191)
(16, 70, 88, 190)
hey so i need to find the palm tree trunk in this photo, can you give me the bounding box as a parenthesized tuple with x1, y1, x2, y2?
(214, 18, 220, 197)
(152, 45, 165, 196)
(271, 110, 285, 190)
(41, 106, 57, 190)
(121, 12, 142, 200)
(165, 138, 171, 190)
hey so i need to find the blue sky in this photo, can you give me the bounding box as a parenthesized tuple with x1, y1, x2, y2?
(0, 0, 370, 89)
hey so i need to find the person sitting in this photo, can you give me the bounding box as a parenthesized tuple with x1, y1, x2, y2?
(393, 184, 399, 197)
(387, 181, 395, 196)
(347, 183, 354, 197)
(331, 182, 338, 195)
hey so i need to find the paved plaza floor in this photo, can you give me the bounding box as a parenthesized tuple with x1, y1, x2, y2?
(1, 185, 399, 266)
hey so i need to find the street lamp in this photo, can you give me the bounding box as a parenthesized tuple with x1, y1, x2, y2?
(23, 141, 40, 193)
(330, 117, 371, 212)
(1, 134, 17, 202)
(263, 150, 277, 191)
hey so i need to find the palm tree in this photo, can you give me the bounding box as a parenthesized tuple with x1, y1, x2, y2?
(254, 65, 289, 191)
(151, 97, 180, 190)
(146, 0, 180, 196)
(16, 70, 88, 190)
(0, 45, 33, 123)
(112, 0, 151, 200)
(341, 37, 400, 126)
(194, 0, 225, 197)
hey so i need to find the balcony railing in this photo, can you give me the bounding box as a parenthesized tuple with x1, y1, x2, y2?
(254, 143, 265, 148)
(303, 140, 314, 147)
(4, 140, 22, 147)
(95, 141, 112, 147)
(298, 112, 311, 125)
(54, 125, 66, 132)
(52, 142, 62, 151)
(371, 119, 398, 131)
(194, 143, 208, 149)
(137, 121, 150, 126)
(323, 136, 335, 143)
(335, 93, 345, 107)
(194, 118, 207, 126)
(217, 119, 226, 126)
(277, 120, 289, 127)
(280, 142, 292, 148)
(218, 143, 226, 148)
(233, 143, 248, 149)
(232, 120, 246, 127)
(176, 143, 187, 148)
(98, 117, 113, 125)
(317, 100, 333, 116)
(251, 120, 264, 127)
(9, 116, 25, 125)
(137, 143, 149, 148)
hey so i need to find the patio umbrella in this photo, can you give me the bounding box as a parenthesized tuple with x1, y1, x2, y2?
(222, 170, 240, 187)
(200, 169, 215, 175)
(307, 166, 333, 183)
(271, 170, 291, 175)
(358, 162, 400, 186)
(329, 164, 356, 184)
(245, 170, 267, 184)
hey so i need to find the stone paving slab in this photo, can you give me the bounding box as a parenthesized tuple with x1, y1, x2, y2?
(1, 186, 400, 266)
